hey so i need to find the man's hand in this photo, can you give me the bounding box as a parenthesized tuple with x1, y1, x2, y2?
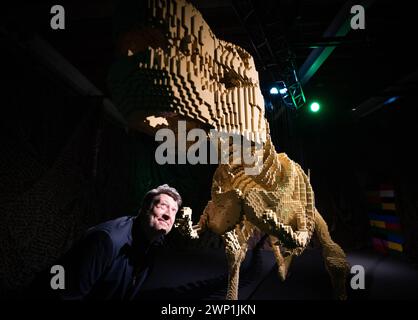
(174, 207, 199, 239)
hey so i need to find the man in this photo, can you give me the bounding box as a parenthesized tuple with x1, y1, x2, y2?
(46, 184, 182, 300)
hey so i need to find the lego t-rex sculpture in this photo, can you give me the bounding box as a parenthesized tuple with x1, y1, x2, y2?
(110, 0, 350, 300)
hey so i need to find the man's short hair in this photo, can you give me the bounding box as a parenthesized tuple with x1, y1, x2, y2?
(139, 184, 182, 215)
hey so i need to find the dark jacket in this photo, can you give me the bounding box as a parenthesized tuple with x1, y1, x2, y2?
(32, 216, 163, 300)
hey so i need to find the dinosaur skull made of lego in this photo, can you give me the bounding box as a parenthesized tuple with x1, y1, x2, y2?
(109, 0, 267, 145)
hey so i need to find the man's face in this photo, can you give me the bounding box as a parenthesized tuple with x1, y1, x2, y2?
(146, 193, 179, 235)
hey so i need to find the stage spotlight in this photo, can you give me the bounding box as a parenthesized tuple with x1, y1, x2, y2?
(270, 87, 279, 95)
(279, 88, 288, 94)
(310, 102, 320, 112)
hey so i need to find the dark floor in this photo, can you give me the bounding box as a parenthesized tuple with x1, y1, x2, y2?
(138, 246, 418, 300)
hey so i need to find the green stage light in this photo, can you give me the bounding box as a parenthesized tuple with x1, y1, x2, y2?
(310, 102, 320, 112)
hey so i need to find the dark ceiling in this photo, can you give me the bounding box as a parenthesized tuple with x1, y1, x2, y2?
(193, 0, 418, 117)
(2, 0, 418, 122)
